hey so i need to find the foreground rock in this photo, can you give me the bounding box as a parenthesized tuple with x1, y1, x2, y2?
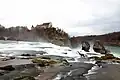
(82, 41, 90, 52)
(13, 75, 35, 80)
(0, 63, 41, 80)
(53, 62, 94, 80)
(32, 58, 58, 67)
(93, 40, 108, 54)
(32, 56, 70, 67)
(35, 62, 94, 80)
(0, 65, 15, 71)
(89, 53, 120, 64)
(88, 64, 120, 80)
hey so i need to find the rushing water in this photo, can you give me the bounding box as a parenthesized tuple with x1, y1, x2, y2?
(0, 40, 80, 60)
(0, 40, 119, 59)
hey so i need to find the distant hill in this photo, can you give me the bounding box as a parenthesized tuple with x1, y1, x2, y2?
(0, 23, 71, 47)
(70, 32, 120, 48)
(1, 23, 120, 48)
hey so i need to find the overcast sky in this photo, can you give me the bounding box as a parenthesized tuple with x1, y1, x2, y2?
(0, 0, 120, 36)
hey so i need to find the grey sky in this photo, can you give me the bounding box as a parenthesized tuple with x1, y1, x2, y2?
(0, 0, 120, 36)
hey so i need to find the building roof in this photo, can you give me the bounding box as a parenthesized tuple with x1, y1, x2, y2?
(36, 22, 52, 28)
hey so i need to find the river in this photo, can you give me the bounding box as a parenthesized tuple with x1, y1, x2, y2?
(0, 40, 119, 59)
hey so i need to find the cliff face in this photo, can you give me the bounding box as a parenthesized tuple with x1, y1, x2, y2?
(70, 32, 120, 48)
(0, 23, 71, 47)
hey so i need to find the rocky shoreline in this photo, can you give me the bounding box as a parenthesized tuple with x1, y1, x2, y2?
(0, 58, 94, 80)
(0, 53, 120, 80)
(0, 40, 119, 80)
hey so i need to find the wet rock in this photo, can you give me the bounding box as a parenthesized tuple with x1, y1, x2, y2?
(14, 64, 35, 70)
(13, 75, 35, 80)
(0, 65, 15, 71)
(63, 52, 67, 54)
(21, 54, 36, 56)
(0, 70, 9, 76)
(95, 60, 103, 67)
(7, 37, 16, 41)
(37, 51, 48, 55)
(93, 40, 107, 54)
(101, 54, 115, 60)
(89, 56, 102, 60)
(40, 56, 51, 60)
(0, 36, 5, 40)
(68, 49, 72, 51)
(89, 54, 115, 60)
(2, 57, 15, 61)
(82, 41, 90, 52)
(77, 51, 86, 58)
(66, 57, 75, 61)
(32, 58, 58, 67)
(61, 59, 70, 66)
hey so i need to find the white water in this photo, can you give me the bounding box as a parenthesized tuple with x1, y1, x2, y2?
(0, 40, 114, 62)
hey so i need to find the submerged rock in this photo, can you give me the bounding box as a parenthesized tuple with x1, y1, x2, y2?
(93, 40, 108, 54)
(82, 41, 90, 52)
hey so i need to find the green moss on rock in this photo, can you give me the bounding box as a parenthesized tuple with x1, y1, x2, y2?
(13, 75, 35, 80)
(101, 54, 115, 60)
(89, 56, 102, 60)
(32, 58, 58, 67)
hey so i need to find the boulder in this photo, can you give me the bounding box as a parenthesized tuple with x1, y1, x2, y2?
(93, 40, 107, 54)
(32, 58, 58, 67)
(82, 41, 90, 52)
(0, 65, 15, 71)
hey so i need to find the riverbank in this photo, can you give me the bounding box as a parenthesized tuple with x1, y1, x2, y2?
(0, 55, 120, 80)
(0, 58, 94, 80)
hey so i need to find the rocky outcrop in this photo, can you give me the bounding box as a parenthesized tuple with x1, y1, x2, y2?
(93, 40, 108, 54)
(32, 56, 70, 67)
(82, 41, 90, 52)
(0, 23, 71, 47)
